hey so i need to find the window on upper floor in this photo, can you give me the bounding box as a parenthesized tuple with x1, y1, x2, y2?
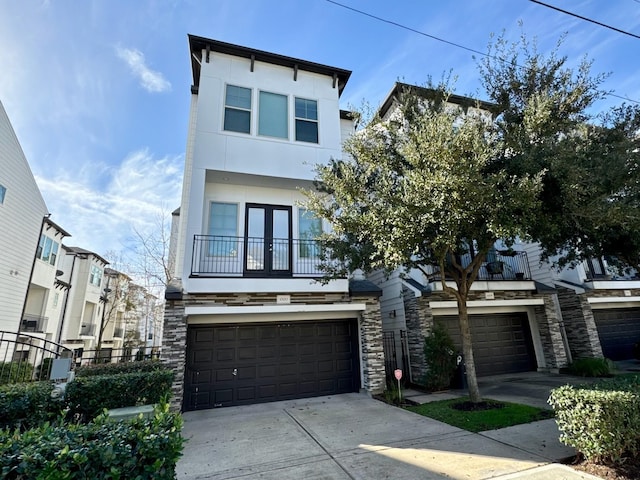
(295, 98, 318, 143)
(259, 91, 288, 139)
(209, 202, 239, 256)
(89, 265, 103, 287)
(224, 85, 252, 134)
(36, 234, 60, 266)
(298, 208, 322, 258)
(0, 184, 6, 204)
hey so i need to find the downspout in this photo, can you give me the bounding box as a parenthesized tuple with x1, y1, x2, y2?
(18, 214, 49, 333)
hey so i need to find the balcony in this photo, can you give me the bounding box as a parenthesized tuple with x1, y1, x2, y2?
(191, 235, 325, 277)
(20, 314, 48, 333)
(430, 250, 532, 282)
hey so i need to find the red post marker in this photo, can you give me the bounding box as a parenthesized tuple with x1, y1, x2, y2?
(394, 369, 402, 380)
(394, 369, 403, 404)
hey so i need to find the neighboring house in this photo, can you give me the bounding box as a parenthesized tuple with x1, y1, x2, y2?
(56, 246, 109, 361)
(163, 35, 385, 411)
(520, 241, 640, 362)
(369, 84, 571, 384)
(0, 101, 49, 339)
(16, 218, 71, 362)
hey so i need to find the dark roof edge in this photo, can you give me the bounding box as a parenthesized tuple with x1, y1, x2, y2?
(44, 217, 72, 238)
(188, 34, 352, 96)
(349, 279, 383, 298)
(378, 82, 497, 118)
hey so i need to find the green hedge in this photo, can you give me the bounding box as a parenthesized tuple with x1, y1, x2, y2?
(75, 360, 163, 377)
(567, 357, 614, 377)
(0, 362, 34, 385)
(0, 402, 184, 479)
(65, 369, 174, 420)
(549, 375, 640, 463)
(0, 382, 60, 430)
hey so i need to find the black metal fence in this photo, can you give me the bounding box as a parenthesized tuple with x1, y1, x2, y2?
(0, 330, 73, 384)
(382, 330, 410, 383)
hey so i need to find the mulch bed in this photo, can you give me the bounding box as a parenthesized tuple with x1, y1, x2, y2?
(568, 455, 640, 480)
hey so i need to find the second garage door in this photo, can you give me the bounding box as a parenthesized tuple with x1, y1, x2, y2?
(438, 313, 536, 376)
(593, 308, 640, 360)
(184, 320, 360, 411)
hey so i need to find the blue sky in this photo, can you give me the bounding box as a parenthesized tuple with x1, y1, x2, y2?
(1, 0, 638, 260)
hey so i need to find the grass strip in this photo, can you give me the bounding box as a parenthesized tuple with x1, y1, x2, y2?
(406, 397, 554, 432)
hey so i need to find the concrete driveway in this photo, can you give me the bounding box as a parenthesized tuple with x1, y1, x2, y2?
(177, 393, 556, 480)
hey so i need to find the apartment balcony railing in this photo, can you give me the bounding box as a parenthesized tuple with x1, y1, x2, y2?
(431, 250, 532, 282)
(113, 327, 124, 338)
(20, 314, 48, 333)
(191, 235, 326, 277)
(80, 324, 96, 336)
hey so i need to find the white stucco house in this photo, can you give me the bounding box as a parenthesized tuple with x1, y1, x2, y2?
(162, 35, 385, 411)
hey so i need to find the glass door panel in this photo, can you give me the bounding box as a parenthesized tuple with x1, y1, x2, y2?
(244, 204, 292, 276)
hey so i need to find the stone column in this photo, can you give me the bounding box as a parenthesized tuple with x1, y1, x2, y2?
(557, 288, 604, 359)
(353, 295, 385, 395)
(402, 286, 433, 384)
(533, 294, 570, 371)
(161, 280, 187, 411)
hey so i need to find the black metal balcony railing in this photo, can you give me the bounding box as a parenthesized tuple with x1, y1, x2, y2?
(20, 314, 48, 333)
(191, 235, 325, 277)
(432, 250, 532, 282)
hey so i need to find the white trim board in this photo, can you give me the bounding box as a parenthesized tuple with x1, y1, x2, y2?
(185, 303, 367, 316)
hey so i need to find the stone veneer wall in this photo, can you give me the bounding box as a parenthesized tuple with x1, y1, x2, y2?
(556, 288, 603, 359)
(532, 294, 569, 370)
(402, 287, 433, 384)
(161, 287, 385, 410)
(352, 294, 385, 395)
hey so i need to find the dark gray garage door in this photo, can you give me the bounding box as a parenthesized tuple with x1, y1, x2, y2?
(438, 313, 536, 376)
(593, 308, 640, 360)
(184, 320, 360, 410)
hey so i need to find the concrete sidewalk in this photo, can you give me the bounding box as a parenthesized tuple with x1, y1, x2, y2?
(176, 391, 601, 479)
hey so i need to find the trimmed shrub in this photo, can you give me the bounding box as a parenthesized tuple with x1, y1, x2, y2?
(0, 402, 184, 479)
(568, 357, 614, 377)
(0, 361, 34, 385)
(0, 382, 61, 430)
(423, 322, 457, 391)
(65, 369, 173, 420)
(75, 359, 163, 377)
(549, 375, 640, 463)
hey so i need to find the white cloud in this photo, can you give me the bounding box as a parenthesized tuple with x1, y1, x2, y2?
(116, 47, 171, 93)
(35, 149, 183, 259)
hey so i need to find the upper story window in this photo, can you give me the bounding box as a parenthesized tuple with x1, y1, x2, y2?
(224, 85, 252, 134)
(259, 91, 288, 139)
(209, 202, 238, 256)
(36, 234, 60, 266)
(89, 265, 103, 287)
(298, 208, 322, 258)
(0, 184, 6, 204)
(295, 98, 318, 143)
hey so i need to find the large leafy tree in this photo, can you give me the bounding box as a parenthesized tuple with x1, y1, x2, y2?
(303, 85, 543, 402)
(478, 35, 640, 273)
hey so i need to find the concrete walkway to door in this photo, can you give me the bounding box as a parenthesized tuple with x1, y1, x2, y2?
(176, 392, 599, 480)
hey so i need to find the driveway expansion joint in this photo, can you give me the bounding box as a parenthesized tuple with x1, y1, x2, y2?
(283, 408, 357, 480)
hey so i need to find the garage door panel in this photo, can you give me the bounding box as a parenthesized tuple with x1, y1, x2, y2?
(185, 320, 360, 410)
(439, 313, 535, 377)
(594, 308, 640, 360)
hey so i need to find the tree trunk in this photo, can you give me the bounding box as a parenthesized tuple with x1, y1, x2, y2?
(457, 294, 481, 403)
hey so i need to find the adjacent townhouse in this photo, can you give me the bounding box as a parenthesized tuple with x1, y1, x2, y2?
(520, 242, 640, 362)
(0, 101, 49, 342)
(56, 246, 110, 362)
(163, 35, 386, 411)
(369, 84, 570, 385)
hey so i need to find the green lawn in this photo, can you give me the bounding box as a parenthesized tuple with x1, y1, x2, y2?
(406, 397, 554, 432)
